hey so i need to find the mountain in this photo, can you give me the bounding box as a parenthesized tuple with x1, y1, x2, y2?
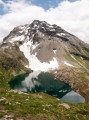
(0, 20, 89, 119)
(1, 20, 89, 72)
(0, 20, 89, 102)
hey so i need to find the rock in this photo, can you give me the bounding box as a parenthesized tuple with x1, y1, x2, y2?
(1, 114, 14, 120)
(59, 103, 70, 109)
(0, 97, 8, 104)
(15, 102, 21, 105)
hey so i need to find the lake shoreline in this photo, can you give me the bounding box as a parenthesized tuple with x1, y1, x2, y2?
(9, 71, 85, 103)
(50, 67, 89, 103)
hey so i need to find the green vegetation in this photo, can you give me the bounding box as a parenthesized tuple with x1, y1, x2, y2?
(0, 44, 89, 119)
(64, 49, 77, 63)
(0, 45, 31, 89)
(74, 55, 89, 70)
(0, 90, 89, 120)
(84, 50, 89, 57)
(0, 59, 89, 120)
(0, 45, 28, 70)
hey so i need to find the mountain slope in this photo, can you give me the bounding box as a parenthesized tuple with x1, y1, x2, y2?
(0, 91, 89, 120)
(1, 20, 89, 72)
(0, 20, 89, 103)
(0, 20, 89, 119)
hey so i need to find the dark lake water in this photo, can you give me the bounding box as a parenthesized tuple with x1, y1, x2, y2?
(9, 71, 85, 103)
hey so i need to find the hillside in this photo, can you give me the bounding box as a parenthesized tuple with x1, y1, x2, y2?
(2, 20, 89, 71)
(0, 20, 89, 119)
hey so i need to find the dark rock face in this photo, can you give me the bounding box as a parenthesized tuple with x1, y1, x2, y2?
(2, 20, 77, 45)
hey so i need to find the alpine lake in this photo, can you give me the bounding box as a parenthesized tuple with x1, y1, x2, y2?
(9, 71, 85, 103)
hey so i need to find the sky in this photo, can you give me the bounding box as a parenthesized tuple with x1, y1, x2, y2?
(0, 0, 76, 13)
(0, 0, 89, 43)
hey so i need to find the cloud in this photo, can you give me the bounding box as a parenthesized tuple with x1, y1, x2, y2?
(0, 0, 89, 44)
(0, 0, 4, 5)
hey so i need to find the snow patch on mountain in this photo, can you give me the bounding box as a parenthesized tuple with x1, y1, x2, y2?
(57, 33, 66, 36)
(10, 35, 25, 43)
(20, 41, 59, 71)
(2, 46, 9, 49)
(64, 61, 74, 67)
(53, 50, 56, 54)
(50, 29, 55, 31)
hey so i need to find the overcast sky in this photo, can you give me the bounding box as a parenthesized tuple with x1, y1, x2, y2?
(0, 0, 89, 43)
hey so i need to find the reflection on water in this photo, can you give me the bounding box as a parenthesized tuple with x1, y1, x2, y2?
(61, 90, 85, 103)
(9, 71, 85, 103)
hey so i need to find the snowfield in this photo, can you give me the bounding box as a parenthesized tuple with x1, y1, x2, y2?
(64, 61, 74, 67)
(10, 35, 25, 43)
(20, 41, 59, 71)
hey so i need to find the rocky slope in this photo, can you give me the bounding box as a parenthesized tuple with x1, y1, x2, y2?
(1, 20, 89, 72)
(1, 20, 89, 102)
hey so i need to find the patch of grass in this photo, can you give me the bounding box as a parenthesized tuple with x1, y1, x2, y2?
(74, 55, 89, 69)
(84, 50, 89, 57)
(0, 45, 28, 70)
(0, 91, 89, 120)
(0, 68, 13, 89)
(64, 49, 78, 64)
(0, 112, 6, 118)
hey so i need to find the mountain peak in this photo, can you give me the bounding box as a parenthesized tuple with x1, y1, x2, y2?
(1, 20, 89, 72)
(3, 20, 68, 44)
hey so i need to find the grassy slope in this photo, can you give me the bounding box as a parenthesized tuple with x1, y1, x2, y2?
(0, 45, 31, 90)
(0, 45, 89, 119)
(0, 63, 89, 119)
(0, 90, 89, 120)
